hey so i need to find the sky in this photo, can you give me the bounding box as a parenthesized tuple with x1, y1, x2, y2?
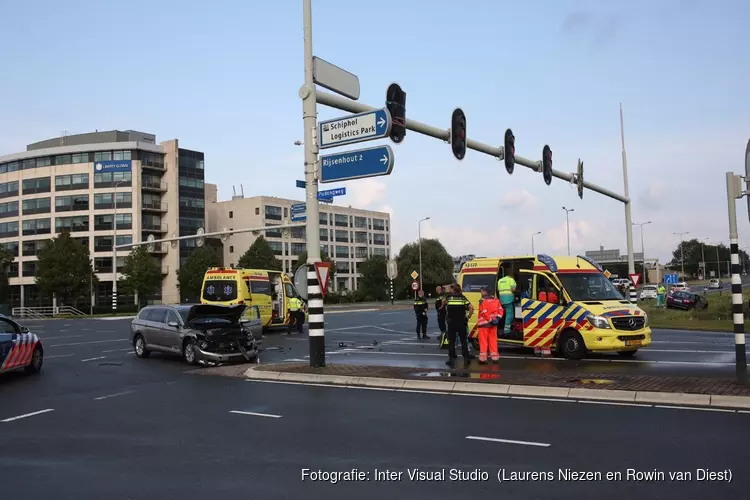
(1, 0, 749, 265)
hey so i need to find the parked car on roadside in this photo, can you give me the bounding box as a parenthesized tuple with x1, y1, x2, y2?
(667, 291, 708, 310)
(670, 282, 689, 294)
(131, 304, 262, 365)
(0, 315, 43, 375)
(708, 279, 722, 289)
(639, 285, 658, 300)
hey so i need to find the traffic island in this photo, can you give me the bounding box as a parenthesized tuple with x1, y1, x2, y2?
(229, 362, 750, 409)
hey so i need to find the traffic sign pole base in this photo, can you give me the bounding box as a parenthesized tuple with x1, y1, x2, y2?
(309, 335, 325, 368)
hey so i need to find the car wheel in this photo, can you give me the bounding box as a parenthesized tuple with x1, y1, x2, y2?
(558, 329, 586, 360)
(24, 346, 43, 374)
(183, 339, 199, 365)
(618, 350, 638, 357)
(134, 334, 150, 359)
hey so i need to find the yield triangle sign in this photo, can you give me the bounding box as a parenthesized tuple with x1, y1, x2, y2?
(314, 262, 332, 297)
(629, 273, 641, 287)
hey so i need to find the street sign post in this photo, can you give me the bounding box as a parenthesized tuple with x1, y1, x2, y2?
(629, 273, 641, 287)
(320, 145, 394, 183)
(291, 203, 307, 222)
(314, 262, 332, 297)
(387, 260, 398, 280)
(318, 109, 391, 150)
(318, 187, 346, 198)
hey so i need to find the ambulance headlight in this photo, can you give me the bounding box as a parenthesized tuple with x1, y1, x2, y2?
(587, 315, 611, 329)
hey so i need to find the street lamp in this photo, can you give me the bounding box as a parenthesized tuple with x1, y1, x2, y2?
(111, 180, 127, 311)
(673, 232, 689, 279)
(698, 237, 709, 279)
(562, 207, 574, 256)
(632, 222, 651, 286)
(418, 217, 430, 291)
(531, 231, 542, 255)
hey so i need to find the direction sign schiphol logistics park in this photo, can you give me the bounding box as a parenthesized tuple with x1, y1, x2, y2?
(320, 145, 394, 184)
(318, 108, 391, 149)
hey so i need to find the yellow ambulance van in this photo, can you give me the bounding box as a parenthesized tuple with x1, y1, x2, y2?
(458, 254, 651, 359)
(200, 268, 302, 330)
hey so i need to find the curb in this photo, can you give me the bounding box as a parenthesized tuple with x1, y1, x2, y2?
(244, 366, 750, 410)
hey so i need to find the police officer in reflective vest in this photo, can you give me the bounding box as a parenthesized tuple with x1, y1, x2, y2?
(287, 296, 305, 334)
(443, 284, 474, 366)
(497, 272, 517, 335)
(413, 290, 429, 340)
(435, 285, 447, 341)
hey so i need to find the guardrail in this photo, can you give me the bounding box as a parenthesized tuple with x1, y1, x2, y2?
(12, 306, 88, 318)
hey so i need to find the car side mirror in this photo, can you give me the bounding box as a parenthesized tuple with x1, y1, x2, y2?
(168, 321, 179, 328)
(20, 326, 29, 333)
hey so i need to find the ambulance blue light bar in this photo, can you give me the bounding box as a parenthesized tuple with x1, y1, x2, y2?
(536, 254, 558, 273)
(578, 255, 604, 272)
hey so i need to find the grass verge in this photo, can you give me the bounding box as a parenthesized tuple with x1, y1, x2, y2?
(641, 289, 750, 331)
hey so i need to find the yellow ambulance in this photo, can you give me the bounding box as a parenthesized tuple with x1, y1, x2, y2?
(200, 268, 301, 330)
(458, 254, 651, 359)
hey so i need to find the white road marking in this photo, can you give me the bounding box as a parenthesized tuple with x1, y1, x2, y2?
(81, 356, 106, 362)
(40, 335, 83, 340)
(82, 328, 92, 331)
(63, 324, 72, 327)
(646, 348, 733, 354)
(466, 435, 551, 448)
(1, 409, 55, 423)
(653, 405, 735, 413)
(283, 358, 307, 362)
(94, 390, 135, 401)
(59, 330, 68, 332)
(229, 410, 282, 419)
(102, 348, 133, 353)
(97, 316, 136, 321)
(50, 339, 128, 347)
(45, 354, 75, 359)
(380, 312, 406, 316)
(373, 326, 414, 334)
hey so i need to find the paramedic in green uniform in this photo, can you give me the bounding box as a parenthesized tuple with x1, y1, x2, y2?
(497, 273, 517, 334)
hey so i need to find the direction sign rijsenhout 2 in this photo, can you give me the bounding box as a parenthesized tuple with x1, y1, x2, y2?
(320, 145, 394, 184)
(318, 109, 392, 149)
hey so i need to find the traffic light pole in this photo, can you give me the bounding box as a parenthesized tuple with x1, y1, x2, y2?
(301, 0, 325, 368)
(726, 171, 747, 385)
(620, 104, 637, 303)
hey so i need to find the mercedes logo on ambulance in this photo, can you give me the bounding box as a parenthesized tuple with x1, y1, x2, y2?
(628, 318, 637, 329)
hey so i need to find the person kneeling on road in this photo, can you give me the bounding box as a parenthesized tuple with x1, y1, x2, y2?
(443, 284, 474, 367)
(477, 287, 502, 363)
(287, 296, 305, 334)
(413, 290, 429, 340)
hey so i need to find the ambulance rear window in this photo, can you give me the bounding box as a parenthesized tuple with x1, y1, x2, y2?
(202, 280, 238, 302)
(461, 274, 496, 293)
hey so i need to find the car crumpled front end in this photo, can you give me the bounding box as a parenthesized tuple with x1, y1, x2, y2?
(186, 305, 258, 363)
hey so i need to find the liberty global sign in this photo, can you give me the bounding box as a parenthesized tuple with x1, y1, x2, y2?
(94, 160, 132, 173)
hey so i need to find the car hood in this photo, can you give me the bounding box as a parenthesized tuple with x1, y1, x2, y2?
(185, 304, 247, 325)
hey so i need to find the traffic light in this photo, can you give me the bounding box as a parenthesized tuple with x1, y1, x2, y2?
(577, 159, 584, 199)
(451, 108, 467, 160)
(542, 145, 553, 185)
(386, 83, 406, 144)
(503, 128, 515, 174)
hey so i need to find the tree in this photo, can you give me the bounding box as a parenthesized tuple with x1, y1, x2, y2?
(0, 248, 14, 304)
(357, 255, 389, 301)
(36, 232, 96, 306)
(177, 246, 222, 302)
(292, 250, 337, 280)
(395, 239, 454, 298)
(122, 246, 163, 301)
(666, 238, 750, 278)
(237, 236, 282, 270)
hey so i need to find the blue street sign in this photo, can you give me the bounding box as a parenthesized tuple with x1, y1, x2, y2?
(318, 108, 392, 149)
(291, 214, 307, 222)
(318, 187, 346, 198)
(320, 145, 395, 184)
(295, 180, 305, 189)
(291, 203, 306, 213)
(318, 196, 333, 204)
(664, 274, 679, 284)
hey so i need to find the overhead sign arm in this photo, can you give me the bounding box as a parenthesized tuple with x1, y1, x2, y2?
(315, 90, 628, 204)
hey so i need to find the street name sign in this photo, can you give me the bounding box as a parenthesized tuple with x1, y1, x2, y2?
(291, 203, 307, 222)
(313, 56, 361, 101)
(318, 109, 391, 149)
(320, 145, 394, 184)
(319, 187, 347, 198)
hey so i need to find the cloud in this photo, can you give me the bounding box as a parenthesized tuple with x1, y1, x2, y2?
(499, 189, 538, 210)
(342, 178, 388, 208)
(419, 221, 516, 257)
(638, 181, 668, 210)
(544, 220, 601, 256)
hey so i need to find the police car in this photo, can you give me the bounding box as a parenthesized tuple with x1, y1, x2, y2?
(0, 315, 43, 375)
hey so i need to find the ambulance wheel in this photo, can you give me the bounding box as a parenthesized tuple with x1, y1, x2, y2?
(618, 350, 638, 357)
(558, 330, 586, 360)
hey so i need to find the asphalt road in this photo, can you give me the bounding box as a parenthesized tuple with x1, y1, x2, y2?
(1, 311, 748, 499)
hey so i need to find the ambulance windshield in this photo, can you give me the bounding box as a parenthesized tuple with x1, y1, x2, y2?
(557, 273, 624, 301)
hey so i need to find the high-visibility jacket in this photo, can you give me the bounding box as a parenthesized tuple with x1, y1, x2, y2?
(497, 276, 517, 304)
(288, 297, 302, 311)
(414, 297, 428, 315)
(477, 295, 503, 327)
(657, 285, 666, 295)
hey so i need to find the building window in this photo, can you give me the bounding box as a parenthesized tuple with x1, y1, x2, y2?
(291, 227, 305, 239)
(55, 195, 89, 212)
(255, 207, 260, 215)
(0, 221, 19, 238)
(71, 153, 89, 164)
(372, 247, 387, 256)
(55, 173, 89, 191)
(336, 261, 350, 273)
(335, 245, 349, 259)
(373, 233, 386, 245)
(229, 245, 234, 253)
(22, 261, 37, 277)
(268, 241, 283, 256)
(179, 197, 204, 209)
(54, 154, 72, 165)
(22, 177, 51, 194)
(354, 216, 367, 229)
(94, 171, 132, 188)
(335, 230, 349, 243)
(319, 213, 328, 225)
(142, 175, 163, 190)
(319, 228, 328, 241)
(116, 213, 133, 230)
(354, 231, 367, 244)
(94, 152, 112, 162)
(283, 207, 288, 218)
(373, 219, 386, 231)
(291, 243, 306, 255)
(94, 215, 113, 231)
(21, 219, 48, 236)
(0, 241, 19, 257)
(142, 152, 165, 169)
(143, 214, 163, 231)
(178, 177, 203, 188)
(265, 223, 282, 238)
(94, 192, 132, 210)
(143, 193, 163, 210)
(334, 214, 348, 227)
(112, 151, 132, 161)
(0, 181, 19, 199)
(94, 257, 113, 273)
(36, 157, 52, 167)
(22, 159, 35, 170)
(264, 205, 282, 221)
(55, 215, 89, 233)
(0, 162, 19, 173)
(355, 246, 368, 259)
(93, 235, 131, 252)
(22, 197, 51, 215)
(229, 211, 233, 219)
(0, 201, 19, 218)
(22, 240, 48, 257)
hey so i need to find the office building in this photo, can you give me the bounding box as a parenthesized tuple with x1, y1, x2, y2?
(0, 130, 206, 308)
(205, 185, 391, 292)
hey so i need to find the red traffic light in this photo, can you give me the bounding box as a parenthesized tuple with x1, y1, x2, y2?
(451, 108, 467, 161)
(504, 129, 515, 174)
(542, 145, 552, 185)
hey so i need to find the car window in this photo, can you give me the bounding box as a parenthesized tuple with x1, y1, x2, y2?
(285, 283, 296, 298)
(249, 306, 261, 320)
(138, 308, 151, 320)
(0, 318, 18, 334)
(167, 310, 181, 325)
(149, 308, 168, 324)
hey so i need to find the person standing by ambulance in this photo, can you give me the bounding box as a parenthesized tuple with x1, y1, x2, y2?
(497, 270, 517, 335)
(287, 296, 304, 334)
(443, 284, 474, 366)
(435, 285, 447, 343)
(477, 287, 502, 363)
(413, 289, 429, 340)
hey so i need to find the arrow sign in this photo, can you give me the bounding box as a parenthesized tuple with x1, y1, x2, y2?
(629, 273, 641, 287)
(291, 203, 307, 222)
(320, 145, 395, 184)
(318, 108, 392, 149)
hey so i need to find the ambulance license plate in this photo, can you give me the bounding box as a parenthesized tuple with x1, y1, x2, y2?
(625, 340, 642, 347)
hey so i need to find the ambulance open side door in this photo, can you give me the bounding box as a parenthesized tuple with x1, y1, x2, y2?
(517, 270, 569, 348)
